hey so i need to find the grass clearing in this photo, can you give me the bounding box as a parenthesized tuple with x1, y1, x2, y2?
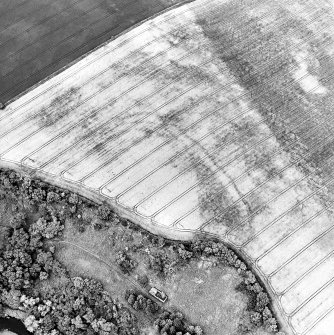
(159, 259, 247, 335)
(57, 218, 272, 335)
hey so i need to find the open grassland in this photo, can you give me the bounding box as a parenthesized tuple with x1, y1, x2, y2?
(1, 0, 334, 334)
(0, 0, 191, 103)
(56, 219, 264, 335)
(0, 172, 273, 335)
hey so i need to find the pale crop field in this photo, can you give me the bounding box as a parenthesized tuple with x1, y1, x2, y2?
(1, 0, 334, 334)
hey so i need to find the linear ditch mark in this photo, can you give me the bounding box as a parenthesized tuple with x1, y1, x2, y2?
(17, 8, 306, 173)
(100, 50, 334, 212)
(91, 24, 334, 215)
(55, 240, 145, 292)
(7, 10, 300, 167)
(225, 140, 334, 245)
(0, 0, 288, 132)
(226, 125, 334, 246)
(0, 0, 233, 135)
(196, 83, 334, 235)
(63, 18, 332, 186)
(146, 71, 334, 225)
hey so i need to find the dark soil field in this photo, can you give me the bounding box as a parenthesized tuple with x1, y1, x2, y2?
(0, 0, 191, 103)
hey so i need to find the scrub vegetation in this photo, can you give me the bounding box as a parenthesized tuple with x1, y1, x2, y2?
(0, 168, 282, 335)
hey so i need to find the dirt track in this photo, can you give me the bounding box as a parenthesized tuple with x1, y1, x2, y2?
(1, 0, 334, 334)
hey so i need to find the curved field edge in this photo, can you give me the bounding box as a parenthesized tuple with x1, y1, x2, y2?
(0, 165, 286, 334)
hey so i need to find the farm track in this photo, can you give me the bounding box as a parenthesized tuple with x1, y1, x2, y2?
(54, 240, 146, 294)
(1, 1, 334, 335)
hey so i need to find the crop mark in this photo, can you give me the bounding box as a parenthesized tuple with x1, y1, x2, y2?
(2, 1, 241, 143)
(0, 0, 312, 120)
(98, 69, 332, 224)
(230, 122, 334, 247)
(1, 34, 209, 155)
(198, 0, 334, 207)
(36, 87, 81, 128)
(56, 57, 221, 180)
(168, 74, 333, 230)
(225, 143, 334, 242)
(88, 35, 334, 196)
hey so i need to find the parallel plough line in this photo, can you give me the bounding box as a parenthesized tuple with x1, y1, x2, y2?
(18, 9, 266, 167)
(301, 305, 334, 335)
(290, 271, 334, 325)
(0, 0, 50, 33)
(63, 18, 329, 187)
(183, 77, 334, 234)
(1, 0, 292, 136)
(1, 0, 254, 135)
(270, 241, 334, 293)
(8, 6, 302, 172)
(2, 51, 235, 170)
(0, 0, 167, 65)
(91, 23, 332, 206)
(0, 0, 132, 85)
(1, 35, 218, 154)
(224, 137, 334, 242)
(118, 72, 330, 214)
(0, 0, 218, 101)
(279, 250, 334, 298)
(147, 69, 334, 226)
(1, 1, 322, 115)
(169, 107, 334, 228)
(84, 14, 329, 195)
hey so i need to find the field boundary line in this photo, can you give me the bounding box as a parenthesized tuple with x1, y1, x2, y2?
(88, 28, 333, 193)
(1, 44, 205, 156)
(279, 251, 334, 296)
(148, 73, 334, 223)
(302, 305, 334, 335)
(269, 234, 334, 285)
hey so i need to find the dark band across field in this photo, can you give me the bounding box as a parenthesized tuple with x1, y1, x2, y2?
(0, 0, 189, 103)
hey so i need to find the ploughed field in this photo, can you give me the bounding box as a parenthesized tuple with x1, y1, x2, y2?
(0, 0, 189, 103)
(1, 0, 334, 334)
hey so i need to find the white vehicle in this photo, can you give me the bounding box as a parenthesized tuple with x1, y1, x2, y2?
(149, 287, 167, 303)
